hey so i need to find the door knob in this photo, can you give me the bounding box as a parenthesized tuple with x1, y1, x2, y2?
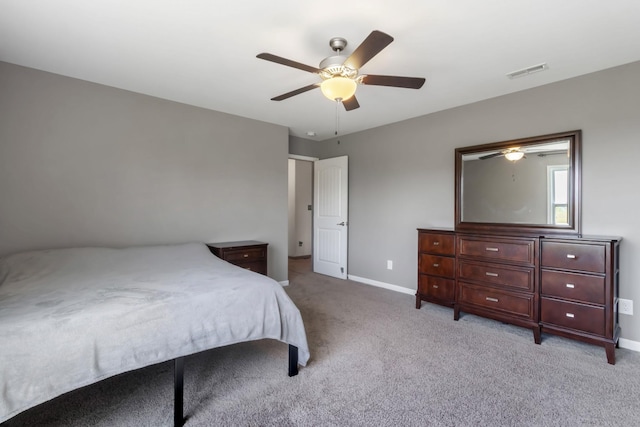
(337, 221, 346, 226)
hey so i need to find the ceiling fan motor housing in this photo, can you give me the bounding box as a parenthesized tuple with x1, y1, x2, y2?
(319, 56, 358, 80)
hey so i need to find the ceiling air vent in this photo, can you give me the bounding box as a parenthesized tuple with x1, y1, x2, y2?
(506, 63, 548, 79)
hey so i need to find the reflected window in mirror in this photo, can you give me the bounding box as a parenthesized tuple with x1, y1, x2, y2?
(548, 165, 568, 225)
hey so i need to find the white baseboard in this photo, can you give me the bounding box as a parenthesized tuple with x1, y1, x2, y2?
(347, 274, 640, 353)
(347, 274, 415, 296)
(619, 338, 640, 352)
(279, 280, 290, 287)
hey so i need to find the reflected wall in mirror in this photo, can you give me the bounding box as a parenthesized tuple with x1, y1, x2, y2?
(455, 130, 581, 235)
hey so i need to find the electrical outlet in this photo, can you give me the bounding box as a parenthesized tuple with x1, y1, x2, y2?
(298, 241, 303, 247)
(619, 298, 633, 315)
(387, 260, 393, 270)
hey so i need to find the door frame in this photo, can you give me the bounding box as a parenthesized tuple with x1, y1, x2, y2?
(288, 154, 318, 263)
(287, 154, 349, 279)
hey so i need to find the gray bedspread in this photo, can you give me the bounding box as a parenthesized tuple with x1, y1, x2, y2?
(0, 242, 309, 423)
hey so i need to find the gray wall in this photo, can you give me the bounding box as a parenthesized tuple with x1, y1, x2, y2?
(0, 62, 290, 281)
(289, 135, 324, 159)
(291, 61, 640, 342)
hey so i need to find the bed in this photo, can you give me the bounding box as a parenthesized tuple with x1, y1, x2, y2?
(0, 242, 310, 425)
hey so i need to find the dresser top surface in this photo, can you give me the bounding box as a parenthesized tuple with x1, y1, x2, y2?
(542, 235, 622, 243)
(417, 227, 455, 233)
(207, 240, 268, 249)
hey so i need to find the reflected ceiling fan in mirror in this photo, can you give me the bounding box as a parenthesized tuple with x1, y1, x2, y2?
(256, 30, 426, 111)
(480, 147, 525, 161)
(478, 141, 571, 162)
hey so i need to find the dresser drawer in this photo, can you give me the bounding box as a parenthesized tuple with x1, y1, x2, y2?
(457, 236, 535, 265)
(419, 232, 455, 256)
(234, 260, 267, 275)
(457, 282, 534, 319)
(541, 270, 605, 305)
(541, 297, 605, 336)
(458, 260, 534, 292)
(418, 275, 455, 301)
(541, 241, 605, 273)
(419, 254, 455, 277)
(223, 247, 266, 262)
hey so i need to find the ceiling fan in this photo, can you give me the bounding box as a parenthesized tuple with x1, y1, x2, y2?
(256, 30, 426, 111)
(479, 143, 570, 161)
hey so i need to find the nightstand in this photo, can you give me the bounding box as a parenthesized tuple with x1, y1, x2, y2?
(207, 240, 268, 275)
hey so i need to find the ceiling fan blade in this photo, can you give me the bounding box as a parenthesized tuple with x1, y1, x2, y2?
(536, 151, 567, 157)
(257, 53, 320, 74)
(342, 96, 360, 111)
(270, 83, 320, 101)
(361, 74, 426, 89)
(343, 30, 394, 70)
(479, 152, 504, 160)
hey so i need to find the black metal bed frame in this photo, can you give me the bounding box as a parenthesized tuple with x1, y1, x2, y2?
(172, 344, 298, 427)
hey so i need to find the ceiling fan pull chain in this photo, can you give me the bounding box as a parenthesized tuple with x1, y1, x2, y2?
(335, 99, 340, 136)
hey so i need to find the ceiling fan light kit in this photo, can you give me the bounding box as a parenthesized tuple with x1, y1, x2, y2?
(257, 30, 426, 111)
(320, 77, 357, 102)
(505, 150, 525, 161)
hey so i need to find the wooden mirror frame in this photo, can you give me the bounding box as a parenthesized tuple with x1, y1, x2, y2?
(455, 130, 582, 236)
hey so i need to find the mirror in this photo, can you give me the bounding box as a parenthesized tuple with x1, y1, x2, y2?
(455, 130, 581, 235)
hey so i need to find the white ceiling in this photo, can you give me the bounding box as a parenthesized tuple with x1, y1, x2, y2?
(2, 1, 640, 141)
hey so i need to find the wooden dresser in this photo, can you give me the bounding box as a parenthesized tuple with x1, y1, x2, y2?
(207, 240, 268, 276)
(416, 229, 456, 308)
(416, 229, 621, 364)
(539, 236, 621, 364)
(454, 233, 541, 343)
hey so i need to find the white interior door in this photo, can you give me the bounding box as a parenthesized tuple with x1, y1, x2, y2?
(313, 156, 348, 279)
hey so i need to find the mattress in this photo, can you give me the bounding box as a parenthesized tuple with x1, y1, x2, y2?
(0, 242, 309, 423)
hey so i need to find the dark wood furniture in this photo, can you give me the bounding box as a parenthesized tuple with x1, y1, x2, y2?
(454, 233, 541, 344)
(416, 229, 456, 308)
(416, 229, 622, 364)
(416, 130, 624, 363)
(207, 240, 268, 275)
(540, 236, 621, 364)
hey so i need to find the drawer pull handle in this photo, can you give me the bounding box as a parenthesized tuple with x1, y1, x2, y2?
(485, 272, 499, 277)
(243, 254, 249, 258)
(566, 254, 576, 259)
(485, 297, 499, 303)
(485, 247, 499, 252)
(566, 283, 575, 289)
(433, 263, 439, 267)
(566, 313, 575, 318)
(433, 242, 440, 246)
(433, 285, 439, 289)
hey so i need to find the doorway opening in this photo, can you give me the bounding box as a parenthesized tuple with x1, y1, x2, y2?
(288, 154, 349, 280)
(288, 156, 315, 271)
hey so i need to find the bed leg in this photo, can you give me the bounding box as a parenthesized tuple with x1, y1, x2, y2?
(288, 344, 298, 377)
(174, 357, 184, 427)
